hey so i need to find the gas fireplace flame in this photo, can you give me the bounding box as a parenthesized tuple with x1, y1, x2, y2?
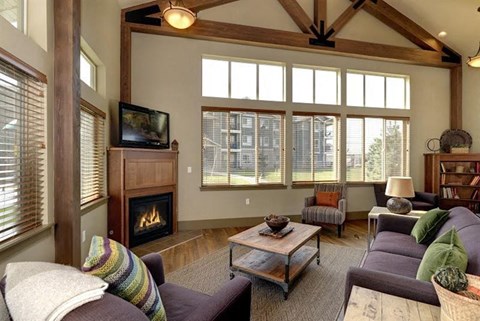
(139, 205, 162, 229)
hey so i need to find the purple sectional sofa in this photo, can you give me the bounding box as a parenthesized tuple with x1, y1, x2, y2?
(345, 206, 480, 306)
(1, 253, 252, 321)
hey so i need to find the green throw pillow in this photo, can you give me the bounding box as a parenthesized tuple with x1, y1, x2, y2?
(411, 208, 449, 244)
(416, 227, 468, 282)
(82, 236, 167, 321)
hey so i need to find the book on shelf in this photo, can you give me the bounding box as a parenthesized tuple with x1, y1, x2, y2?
(440, 163, 446, 172)
(472, 189, 479, 200)
(470, 176, 480, 186)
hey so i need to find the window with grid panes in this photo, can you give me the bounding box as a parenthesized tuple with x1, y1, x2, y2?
(202, 56, 286, 102)
(80, 100, 106, 205)
(346, 70, 409, 109)
(202, 107, 285, 187)
(0, 54, 46, 243)
(346, 117, 410, 182)
(80, 50, 97, 90)
(0, 0, 25, 32)
(292, 65, 340, 105)
(292, 113, 340, 183)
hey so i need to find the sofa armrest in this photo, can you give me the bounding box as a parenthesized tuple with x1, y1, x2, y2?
(338, 198, 346, 214)
(414, 192, 439, 207)
(184, 276, 252, 321)
(345, 267, 439, 309)
(305, 196, 315, 207)
(376, 214, 418, 235)
(141, 253, 165, 286)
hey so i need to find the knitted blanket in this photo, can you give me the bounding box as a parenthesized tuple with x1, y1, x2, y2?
(5, 262, 108, 321)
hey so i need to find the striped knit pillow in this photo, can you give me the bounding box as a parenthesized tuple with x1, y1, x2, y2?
(82, 236, 167, 321)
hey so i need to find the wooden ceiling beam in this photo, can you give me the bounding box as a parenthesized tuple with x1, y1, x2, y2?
(354, 0, 449, 54)
(325, 0, 367, 39)
(314, 0, 327, 30)
(125, 19, 459, 68)
(277, 0, 319, 35)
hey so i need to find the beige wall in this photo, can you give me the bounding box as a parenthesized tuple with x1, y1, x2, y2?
(130, 32, 450, 223)
(80, 0, 120, 262)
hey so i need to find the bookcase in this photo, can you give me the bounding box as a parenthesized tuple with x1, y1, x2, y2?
(424, 153, 480, 212)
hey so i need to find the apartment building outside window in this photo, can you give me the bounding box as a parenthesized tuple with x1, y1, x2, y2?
(202, 107, 285, 187)
(292, 113, 341, 183)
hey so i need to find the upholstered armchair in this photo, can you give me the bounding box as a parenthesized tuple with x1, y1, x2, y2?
(302, 183, 347, 237)
(373, 183, 439, 211)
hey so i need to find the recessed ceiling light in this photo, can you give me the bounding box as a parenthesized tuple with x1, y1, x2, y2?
(438, 31, 447, 38)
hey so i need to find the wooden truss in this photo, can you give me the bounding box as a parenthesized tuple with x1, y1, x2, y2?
(121, 0, 462, 128)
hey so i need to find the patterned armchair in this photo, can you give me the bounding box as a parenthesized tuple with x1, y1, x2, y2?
(301, 183, 347, 237)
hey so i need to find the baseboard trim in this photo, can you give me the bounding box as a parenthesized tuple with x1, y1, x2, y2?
(178, 211, 368, 230)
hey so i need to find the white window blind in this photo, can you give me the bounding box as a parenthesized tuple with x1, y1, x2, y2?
(0, 55, 46, 243)
(202, 107, 285, 187)
(292, 113, 340, 183)
(80, 100, 105, 205)
(346, 116, 410, 182)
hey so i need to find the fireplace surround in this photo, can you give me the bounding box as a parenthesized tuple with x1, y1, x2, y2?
(108, 148, 178, 247)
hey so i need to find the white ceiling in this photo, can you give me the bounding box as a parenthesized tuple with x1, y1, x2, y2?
(116, 0, 480, 58)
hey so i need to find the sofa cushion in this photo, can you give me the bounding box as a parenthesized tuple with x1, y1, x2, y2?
(316, 191, 339, 208)
(159, 283, 209, 321)
(436, 207, 480, 237)
(455, 224, 480, 275)
(362, 251, 422, 278)
(371, 231, 428, 259)
(411, 208, 449, 244)
(416, 227, 468, 282)
(82, 236, 167, 321)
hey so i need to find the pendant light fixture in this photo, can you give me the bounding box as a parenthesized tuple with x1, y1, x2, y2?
(467, 7, 480, 68)
(163, 0, 196, 30)
(467, 42, 480, 68)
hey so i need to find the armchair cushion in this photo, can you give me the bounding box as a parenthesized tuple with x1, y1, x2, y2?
(410, 208, 450, 244)
(82, 236, 167, 321)
(315, 191, 340, 208)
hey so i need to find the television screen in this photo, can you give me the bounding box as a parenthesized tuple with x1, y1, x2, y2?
(119, 102, 169, 149)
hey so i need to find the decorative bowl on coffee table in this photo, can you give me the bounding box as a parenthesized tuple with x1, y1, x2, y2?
(264, 215, 290, 232)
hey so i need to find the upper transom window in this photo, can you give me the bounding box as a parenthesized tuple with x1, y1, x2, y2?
(292, 65, 340, 105)
(202, 56, 286, 102)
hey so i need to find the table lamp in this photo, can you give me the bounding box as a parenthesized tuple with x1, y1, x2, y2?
(385, 176, 415, 214)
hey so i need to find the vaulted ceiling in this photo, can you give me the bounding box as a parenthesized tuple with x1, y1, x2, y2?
(117, 0, 479, 59)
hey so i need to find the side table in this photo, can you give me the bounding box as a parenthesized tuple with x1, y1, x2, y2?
(344, 286, 440, 321)
(367, 206, 427, 251)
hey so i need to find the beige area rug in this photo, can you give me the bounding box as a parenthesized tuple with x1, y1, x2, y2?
(166, 242, 365, 321)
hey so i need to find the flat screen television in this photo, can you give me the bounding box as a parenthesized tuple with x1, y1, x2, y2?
(118, 102, 170, 149)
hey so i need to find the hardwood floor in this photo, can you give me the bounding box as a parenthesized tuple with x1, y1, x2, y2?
(132, 220, 368, 274)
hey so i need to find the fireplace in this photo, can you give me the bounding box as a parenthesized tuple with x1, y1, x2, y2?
(129, 193, 173, 247)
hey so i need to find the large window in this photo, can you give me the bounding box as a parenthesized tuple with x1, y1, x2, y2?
(202, 56, 286, 102)
(80, 50, 97, 90)
(80, 100, 106, 205)
(292, 113, 340, 183)
(292, 66, 340, 105)
(0, 54, 46, 243)
(346, 117, 410, 182)
(202, 107, 285, 187)
(0, 0, 25, 32)
(346, 71, 410, 109)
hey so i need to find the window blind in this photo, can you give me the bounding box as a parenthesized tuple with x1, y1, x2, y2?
(292, 113, 340, 183)
(346, 116, 410, 182)
(0, 56, 46, 243)
(202, 107, 285, 187)
(80, 100, 105, 205)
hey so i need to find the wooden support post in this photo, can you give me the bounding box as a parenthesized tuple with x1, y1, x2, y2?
(54, 0, 81, 267)
(450, 65, 462, 129)
(120, 24, 132, 103)
(314, 0, 327, 30)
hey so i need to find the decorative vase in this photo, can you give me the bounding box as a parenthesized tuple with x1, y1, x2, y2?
(171, 139, 178, 151)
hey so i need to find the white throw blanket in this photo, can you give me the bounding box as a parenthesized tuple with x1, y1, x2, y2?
(5, 262, 108, 321)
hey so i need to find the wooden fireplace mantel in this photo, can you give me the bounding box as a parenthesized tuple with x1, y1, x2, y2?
(107, 147, 178, 247)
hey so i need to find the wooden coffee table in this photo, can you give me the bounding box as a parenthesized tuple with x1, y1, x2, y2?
(228, 222, 321, 300)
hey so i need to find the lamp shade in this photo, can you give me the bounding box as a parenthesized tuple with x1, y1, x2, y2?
(467, 55, 480, 68)
(163, 1, 196, 29)
(385, 176, 415, 198)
